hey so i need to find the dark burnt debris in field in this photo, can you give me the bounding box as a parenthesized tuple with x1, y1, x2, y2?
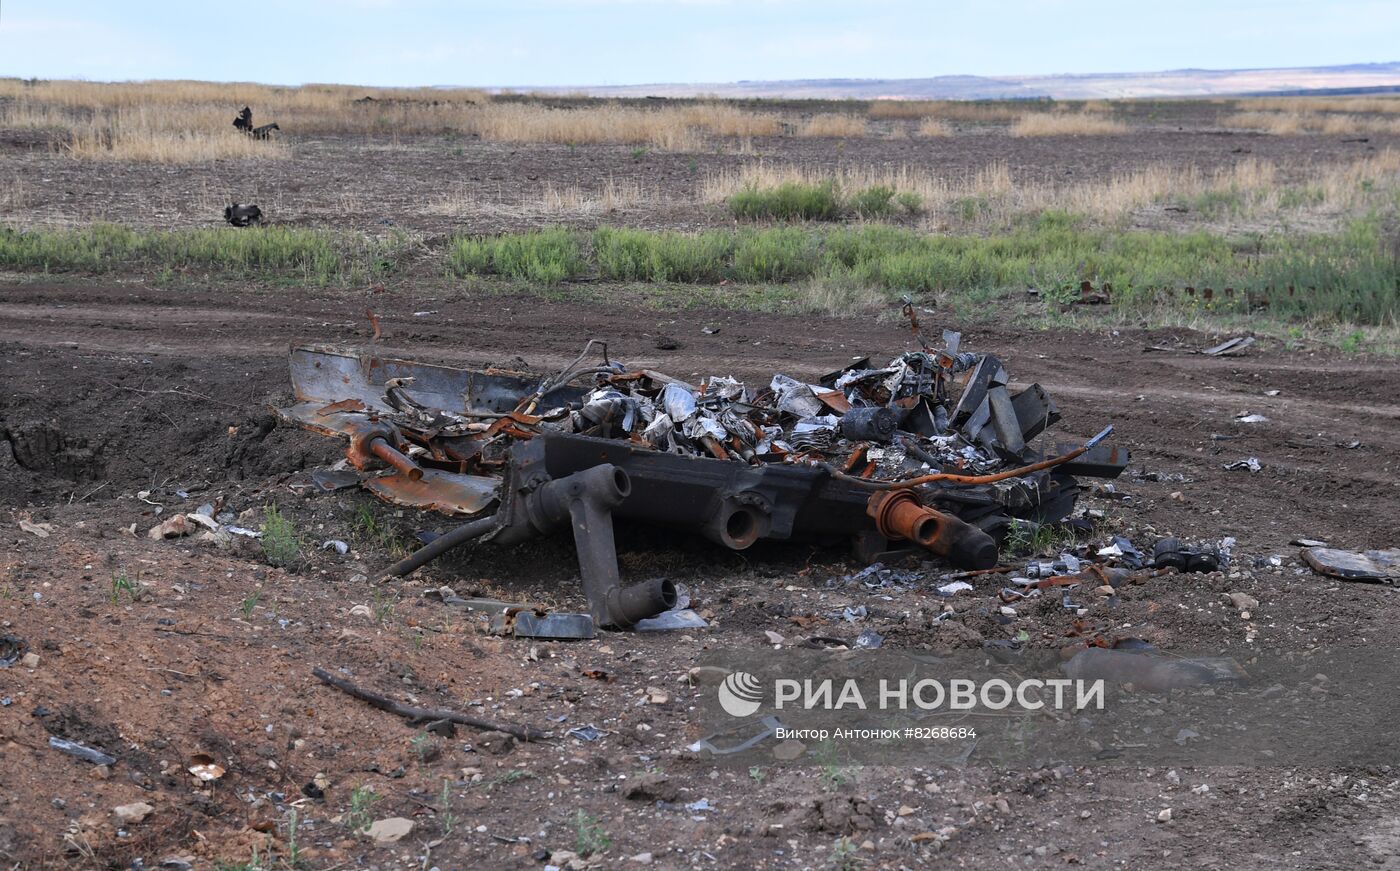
(277, 315, 1128, 632)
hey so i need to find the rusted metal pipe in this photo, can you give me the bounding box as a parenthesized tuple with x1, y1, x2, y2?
(383, 513, 499, 577)
(369, 438, 423, 481)
(819, 426, 1115, 490)
(866, 490, 998, 570)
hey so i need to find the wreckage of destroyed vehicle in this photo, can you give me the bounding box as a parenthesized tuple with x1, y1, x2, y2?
(278, 332, 1127, 631)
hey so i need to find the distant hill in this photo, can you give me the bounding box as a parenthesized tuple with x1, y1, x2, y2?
(507, 62, 1400, 101)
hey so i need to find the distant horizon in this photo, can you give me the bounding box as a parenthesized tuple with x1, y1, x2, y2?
(7, 60, 1399, 103)
(3, 0, 1400, 90)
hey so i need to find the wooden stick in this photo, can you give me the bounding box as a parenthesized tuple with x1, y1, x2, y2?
(311, 667, 548, 741)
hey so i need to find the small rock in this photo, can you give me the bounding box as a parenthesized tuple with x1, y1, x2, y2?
(995, 798, 1011, 814)
(21, 652, 40, 669)
(629, 852, 654, 864)
(366, 817, 414, 843)
(645, 686, 669, 705)
(764, 630, 785, 645)
(147, 515, 193, 540)
(1156, 808, 1173, 823)
(897, 805, 915, 816)
(476, 731, 517, 756)
(1169, 491, 1185, 502)
(624, 772, 678, 803)
(772, 739, 805, 761)
(1224, 592, 1259, 613)
(1093, 585, 1115, 597)
(113, 802, 155, 825)
(687, 666, 730, 686)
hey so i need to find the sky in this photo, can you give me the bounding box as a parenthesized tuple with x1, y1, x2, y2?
(0, 0, 1397, 88)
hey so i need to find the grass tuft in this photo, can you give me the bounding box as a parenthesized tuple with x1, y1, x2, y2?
(260, 505, 301, 568)
(729, 181, 843, 221)
(448, 228, 583, 283)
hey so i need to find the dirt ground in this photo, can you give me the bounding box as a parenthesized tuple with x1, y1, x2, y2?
(1, 274, 1399, 870)
(3, 109, 1396, 237)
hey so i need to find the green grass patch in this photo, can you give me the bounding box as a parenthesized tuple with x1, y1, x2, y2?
(0, 223, 399, 284)
(447, 227, 583, 283)
(726, 181, 924, 222)
(593, 227, 734, 282)
(729, 180, 843, 221)
(448, 218, 1399, 325)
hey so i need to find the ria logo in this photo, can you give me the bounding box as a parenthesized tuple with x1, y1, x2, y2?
(717, 671, 763, 717)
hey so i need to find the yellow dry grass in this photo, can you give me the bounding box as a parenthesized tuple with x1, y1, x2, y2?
(916, 118, 951, 137)
(700, 150, 1400, 226)
(1010, 112, 1129, 136)
(66, 127, 290, 162)
(867, 100, 1022, 121)
(461, 102, 778, 148)
(1224, 109, 1400, 135)
(0, 79, 792, 157)
(796, 113, 868, 137)
(700, 162, 1015, 207)
(1243, 95, 1400, 114)
(677, 103, 782, 137)
(0, 78, 489, 133)
(426, 176, 658, 219)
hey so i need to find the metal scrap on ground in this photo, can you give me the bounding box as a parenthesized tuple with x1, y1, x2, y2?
(278, 328, 1128, 630)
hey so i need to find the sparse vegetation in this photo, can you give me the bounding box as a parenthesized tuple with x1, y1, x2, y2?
(109, 570, 140, 604)
(573, 810, 612, 857)
(437, 779, 460, 836)
(867, 99, 1023, 121)
(259, 505, 301, 568)
(372, 589, 397, 626)
(797, 113, 868, 137)
(239, 591, 261, 618)
(1009, 112, 1129, 136)
(1225, 108, 1400, 136)
(831, 836, 867, 870)
(916, 117, 952, 136)
(472, 769, 536, 791)
(343, 786, 380, 834)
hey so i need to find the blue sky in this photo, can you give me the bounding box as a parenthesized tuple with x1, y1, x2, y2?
(0, 0, 1395, 88)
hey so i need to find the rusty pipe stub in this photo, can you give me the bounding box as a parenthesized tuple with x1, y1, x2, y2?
(347, 419, 423, 481)
(865, 490, 999, 570)
(866, 490, 938, 544)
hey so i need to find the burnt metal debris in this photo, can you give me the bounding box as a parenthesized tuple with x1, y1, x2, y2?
(279, 331, 1127, 630)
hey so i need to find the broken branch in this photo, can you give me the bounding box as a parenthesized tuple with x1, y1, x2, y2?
(311, 666, 549, 741)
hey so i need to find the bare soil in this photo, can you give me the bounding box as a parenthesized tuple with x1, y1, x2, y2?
(2, 276, 1399, 870)
(3, 121, 1396, 236)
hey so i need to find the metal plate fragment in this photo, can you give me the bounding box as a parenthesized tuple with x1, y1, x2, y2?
(490, 610, 597, 640)
(1300, 547, 1400, 582)
(363, 468, 499, 516)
